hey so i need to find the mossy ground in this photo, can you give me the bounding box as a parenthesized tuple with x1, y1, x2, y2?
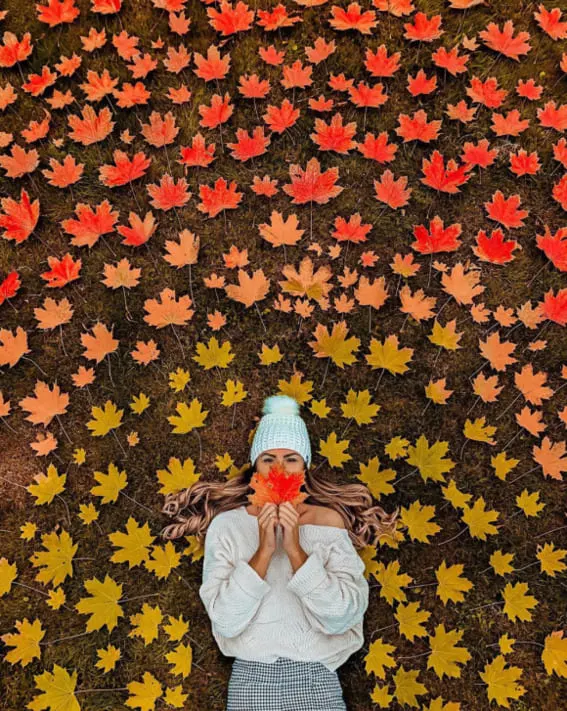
(1, 0, 567, 709)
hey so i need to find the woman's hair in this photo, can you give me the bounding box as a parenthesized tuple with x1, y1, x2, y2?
(159, 458, 399, 550)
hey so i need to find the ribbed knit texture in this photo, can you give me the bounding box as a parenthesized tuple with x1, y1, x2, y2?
(249, 395, 312, 468)
(198, 507, 369, 672)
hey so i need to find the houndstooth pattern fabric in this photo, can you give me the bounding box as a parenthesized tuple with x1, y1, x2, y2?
(227, 657, 348, 711)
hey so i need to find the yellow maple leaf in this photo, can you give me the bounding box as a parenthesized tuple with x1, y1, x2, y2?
(29, 530, 77, 587)
(163, 614, 189, 642)
(427, 624, 471, 679)
(26, 463, 66, 505)
(165, 642, 193, 677)
(490, 451, 520, 481)
(370, 683, 393, 708)
(537, 542, 567, 577)
(156, 456, 200, 496)
(221, 379, 248, 406)
(91, 462, 128, 504)
(168, 367, 191, 392)
(393, 666, 427, 707)
(479, 655, 525, 708)
(461, 497, 499, 540)
(167, 397, 209, 434)
(395, 601, 431, 642)
(425, 697, 462, 711)
(27, 664, 80, 711)
(126, 671, 163, 711)
(318, 431, 351, 468)
(489, 550, 515, 576)
(501, 581, 538, 622)
(364, 638, 397, 683)
(405, 434, 456, 483)
(192, 336, 235, 369)
(95, 644, 121, 673)
(258, 343, 283, 365)
(515, 489, 545, 517)
(278, 255, 334, 304)
(310, 398, 331, 418)
(340, 389, 380, 425)
(498, 633, 516, 655)
(129, 603, 163, 646)
(130, 392, 150, 414)
(356, 456, 396, 500)
(401, 501, 441, 543)
(435, 560, 473, 605)
(308, 320, 360, 368)
(46, 587, 66, 610)
(384, 436, 410, 460)
(73, 447, 86, 465)
(86, 399, 124, 436)
(108, 516, 155, 568)
(425, 377, 453, 405)
(78, 502, 99, 525)
(542, 630, 567, 678)
(0, 557, 18, 596)
(1, 618, 44, 667)
(441, 480, 471, 510)
(144, 541, 181, 579)
(366, 333, 414, 376)
(75, 574, 124, 632)
(374, 560, 412, 605)
(428, 318, 463, 350)
(463, 416, 497, 444)
(164, 684, 189, 708)
(20, 521, 38, 540)
(277, 372, 314, 404)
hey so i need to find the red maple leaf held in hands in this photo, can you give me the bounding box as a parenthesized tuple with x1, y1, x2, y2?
(248, 460, 308, 507)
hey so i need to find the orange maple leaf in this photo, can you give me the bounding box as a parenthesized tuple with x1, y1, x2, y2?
(18, 380, 70, 427)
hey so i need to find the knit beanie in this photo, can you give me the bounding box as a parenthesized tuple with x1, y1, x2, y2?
(250, 395, 312, 469)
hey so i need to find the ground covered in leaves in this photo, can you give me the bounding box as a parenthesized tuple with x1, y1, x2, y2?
(1, 0, 567, 709)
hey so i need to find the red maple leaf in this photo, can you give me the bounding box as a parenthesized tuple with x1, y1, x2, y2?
(332, 213, 372, 243)
(509, 150, 540, 177)
(310, 112, 357, 153)
(396, 110, 441, 143)
(99, 150, 151, 187)
(491, 110, 530, 137)
(411, 215, 462, 254)
(60, 200, 119, 248)
(263, 98, 300, 133)
(356, 131, 398, 163)
(40, 253, 82, 287)
(227, 126, 271, 161)
(536, 225, 567, 272)
(36, 0, 80, 27)
(197, 177, 243, 217)
(480, 20, 532, 61)
(0, 32, 33, 68)
(516, 78, 543, 100)
(407, 69, 437, 96)
(552, 174, 567, 212)
(364, 45, 401, 77)
(193, 44, 230, 82)
(178, 133, 216, 169)
(283, 157, 343, 205)
(466, 76, 508, 108)
(534, 5, 567, 40)
(373, 170, 412, 209)
(248, 461, 308, 507)
(538, 101, 567, 132)
(198, 92, 234, 128)
(432, 46, 469, 76)
(146, 174, 191, 211)
(207, 0, 255, 36)
(541, 287, 567, 326)
(0, 189, 40, 244)
(0, 271, 21, 306)
(420, 150, 472, 193)
(329, 2, 378, 34)
(403, 12, 443, 42)
(484, 190, 529, 229)
(348, 81, 388, 108)
(117, 211, 156, 246)
(473, 228, 521, 264)
(461, 139, 499, 169)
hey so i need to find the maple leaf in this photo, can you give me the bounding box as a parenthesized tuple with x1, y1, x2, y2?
(537, 542, 567, 577)
(197, 177, 242, 217)
(279, 255, 333, 304)
(29, 529, 77, 586)
(542, 630, 567, 678)
(283, 157, 343, 204)
(480, 20, 531, 61)
(26, 463, 66, 505)
(129, 603, 163, 646)
(224, 268, 270, 307)
(421, 150, 472, 193)
(99, 149, 151, 187)
(356, 456, 396, 499)
(0, 188, 40, 243)
(108, 516, 155, 568)
(461, 497, 499, 539)
(436, 560, 473, 605)
(532, 436, 567, 480)
(144, 541, 181, 579)
(405, 434, 455, 483)
(308, 320, 360, 368)
(75, 574, 124, 632)
(27, 664, 80, 711)
(67, 105, 114, 145)
(480, 655, 526, 707)
(143, 288, 194, 328)
(258, 211, 304, 248)
(366, 333, 414, 376)
(374, 560, 412, 605)
(400, 500, 440, 542)
(0, 144, 39, 178)
(1, 618, 44, 667)
(364, 637, 397, 679)
(86, 401, 124, 438)
(140, 110, 179, 147)
(18, 380, 69, 427)
(404, 11, 443, 41)
(61, 200, 119, 248)
(395, 601, 430, 641)
(392, 666, 427, 707)
(502, 581, 538, 622)
(227, 126, 271, 161)
(311, 112, 357, 153)
(396, 110, 441, 143)
(427, 624, 471, 678)
(248, 461, 307, 506)
(146, 174, 191, 211)
(126, 671, 163, 711)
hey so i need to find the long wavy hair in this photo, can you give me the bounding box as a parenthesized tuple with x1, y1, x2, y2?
(159, 459, 399, 551)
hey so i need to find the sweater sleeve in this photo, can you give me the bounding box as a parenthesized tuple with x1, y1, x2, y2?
(198, 518, 272, 639)
(286, 533, 369, 636)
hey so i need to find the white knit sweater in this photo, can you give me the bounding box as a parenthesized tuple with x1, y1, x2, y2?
(198, 506, 369, 672)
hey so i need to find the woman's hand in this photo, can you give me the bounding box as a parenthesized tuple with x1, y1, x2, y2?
(257, 502, 279, 557)
(278, 501, 303, 556)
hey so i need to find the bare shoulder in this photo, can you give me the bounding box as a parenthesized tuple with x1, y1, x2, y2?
(316, 506, 346, 529)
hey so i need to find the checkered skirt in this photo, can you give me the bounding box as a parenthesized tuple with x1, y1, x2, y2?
(227, 656, 347, 710)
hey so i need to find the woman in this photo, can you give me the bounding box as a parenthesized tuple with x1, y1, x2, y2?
(160, 394, 398, 710)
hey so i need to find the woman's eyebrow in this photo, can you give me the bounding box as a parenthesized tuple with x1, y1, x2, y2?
(263, 454, 297, 458)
